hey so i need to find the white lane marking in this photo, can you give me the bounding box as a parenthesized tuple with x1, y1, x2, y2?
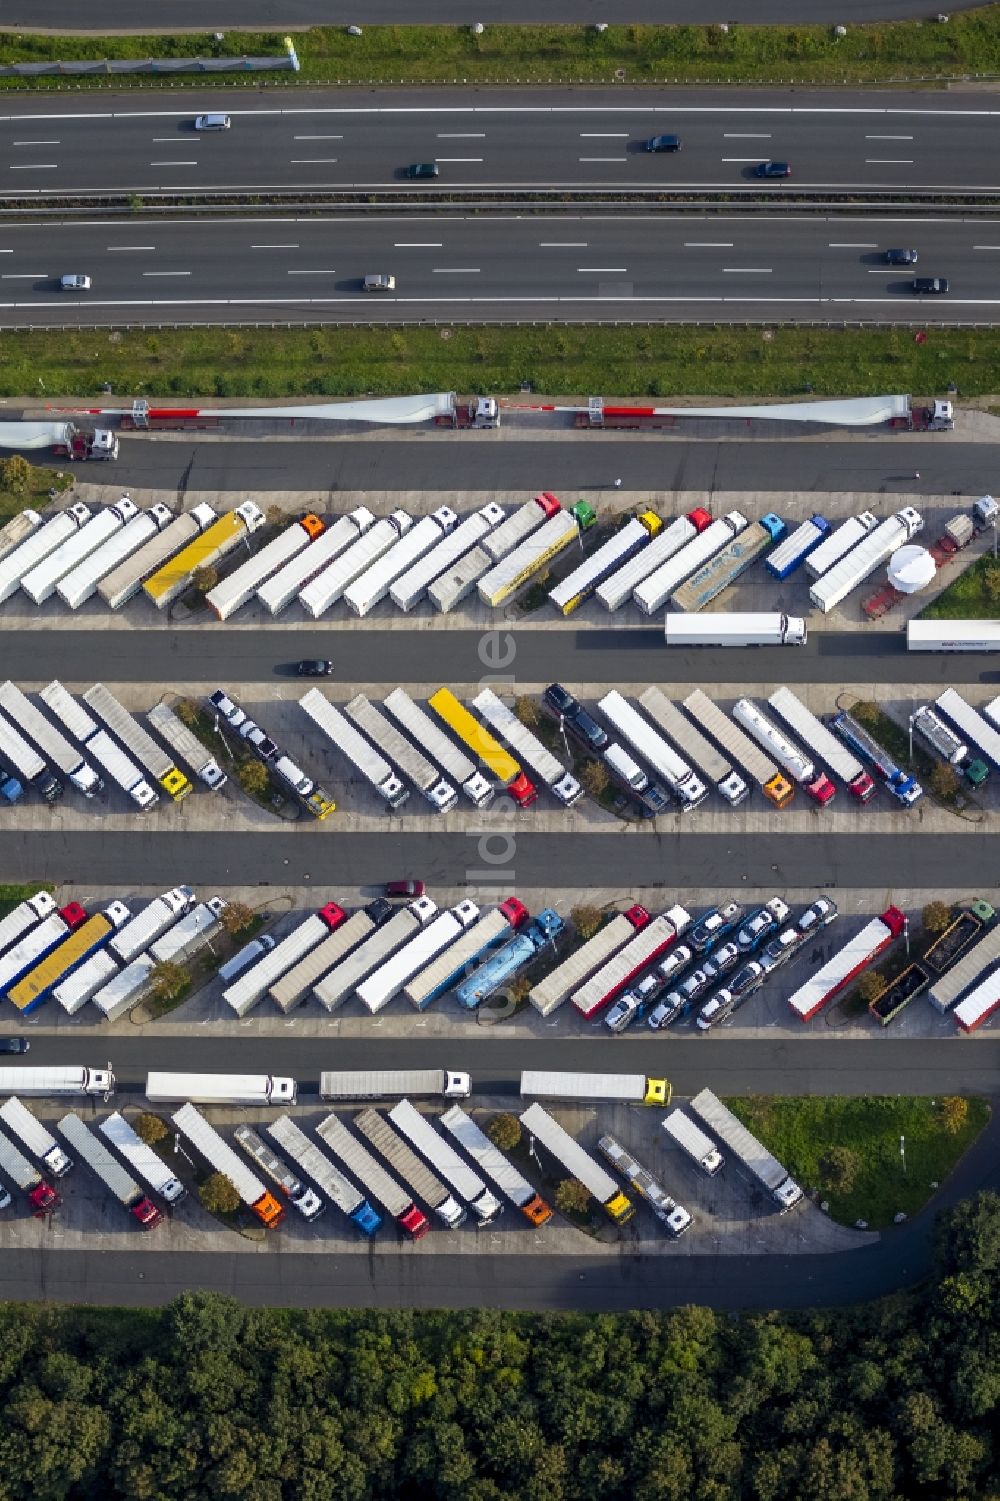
(107, 244, 156, 251)
(0, 273, 45, 279)
(867, 269, 898, 274)
(723, 132, 771, 138)
(540, 241, 588, 246)
(723, 267, 773, 273)
(290, 158, 338, 164)
(829, 241, 878, 247)
(437, 132, 486, 138)
(865, 133, 914, 139)
(432, 267, 480, 273)
(577, 266, 628, 272)
(13, 139, 59, 146)
(973, 244, 1000, 249)
(293, 134, 343, 140)
(151, 136, 188, 142)
(287, 269, 337, 274)
(865, 158, 914, 164)
(9, 163, 57, 170)
(142, 271, 191, 277)
(685, 240, 734, 246)
(579, 156, 626, 162)
(252, 243, 300, 248)
(579, 132, 629, 137)
(0, 250, 12, 254)
(394, 241, 443, 246)
(149, 160, 198, 167)
(721, 157, 764, 162)
(434, 157, 483, 162)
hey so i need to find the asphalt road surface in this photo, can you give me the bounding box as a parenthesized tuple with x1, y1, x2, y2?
(2, 212, 988, 327)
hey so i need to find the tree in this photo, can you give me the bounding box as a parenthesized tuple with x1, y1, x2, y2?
(933, 1189, 1000, 1278)
(0, 454, 32, 495)
(857, 969, 885, 1004)
(266, 504, 288, 527)
(147, 960, 190, 1004)
(219, 901, 255, 938)
(175, 697, 200, 729)
(571, 904, 603, 940)
(936, 1096, 969, 1135)
(134, 1112, 168, 1146)
(554, 1178, 592, 1217)
(922, 901, 953, 934)
(192, 564, 218, 594)
(929, 761, 960, 799)
(983, 564, 1000, 605)
(507, 975, 531, 1006)
(514, 695, 540, 729)
(819, 1145, 861, 1192)
(237, 758, 269, 797)
(579, 759, 610, 798)
(199, 1172, 241, 1216)
(487, 1113, 521, 1152)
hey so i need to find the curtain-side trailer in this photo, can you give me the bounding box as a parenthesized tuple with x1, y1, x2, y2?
(313, 900, 437, 1013)
(98, 504, 217, 610)
(354, 1107, 467, 1227)
(528, 906, 648, 1017)
(638, 688, 749, 806)
(634, 511, 748, 615)
(390, 503, 506, 612)
(383, 688, 494, 806)
(682, 689, 795, 807)
(145, 703, 227, 790)
(402, 900, 527, 1011)
(596, 509, 711, 612)
(344, 693, 457, 811)
(57, 503, 174, 609)
(57, 1112, 163, 1229)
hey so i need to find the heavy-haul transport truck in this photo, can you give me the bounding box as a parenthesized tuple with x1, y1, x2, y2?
(638, 688, 749, 806)
(53, 949, 119, 1015)
(688, 1088, 803, 1211)
(936, 688, 1000, 772)
(266, 1116, 381, 1235)
(145, 703, 227, 791)
(529, 905, 649, 1017)
(927, 923, 1000, 1013)
(83, 684, 191, 802)
(0, 902, 88, 998)
(0, 1126, 61, 1214)
(143, 501, 265, 610)
(471, 689, 582, 807)
(549, 511, 662, 616)
(384, 688, 494, 807)
(0, 1097, 73, 1176)
(0, 1064, 114, 1097)
(389, 1099, 502, 1223)
(345, 507, 458, 617)
(205, 513, 324, 620)
(354, 1107, 467, 1227)
(233, 1125, 324, 1220)
(22, 500, 138, 605)
(908, 620, 1000, 651)
(477, 509, 579, 608)
(767, 687, 875, 802)
(596, 509, 712, 612)
(320, 1068, 471, 1101)
(222, 902, 345, 1017)
(634, 510, 748, 615)
(810, 507, 923, 613)
(953, 967, 1000, 1032)
(571, 907, 691, 1022)
(171, 1103, 284, 1228)
(99, 1111, 186, 1203)
(427, 544, 493, 614)
(664, 612, 807, 647)
(829, 709, 923, 806)
(148, 897, 226, 965)
(519, 1102, 635, 1225)
(57, 1113, 163, 1229)
(57, 503, 173, 609)
(299, 511, 411, 619)
(344, 694, 457, 812)
(732, 698, 836, 805)
(597, 691, 708, 810)
(0, 502, 91, 605)
(428, 687, 536, 806)
(403, 900, 528, 1011)
(481, 494, 556, 562)
(805, 511, 879, 578)
(393, 504, 506, 613)
(0, 709, 62, 802)
(671, 513, 784, 613)
(786, 907, 906, 1021)
(597, 1135, 692, 1236)
(316, 1113, 428, 1238)
(764, 513, 830, 580)
(299, 689, 408, 809)
(923, 902, 994, 975)
(683, 688, 794, 807)
(0, 892, 58, 958)
(439, 1104, 553, 1226)
(868, 962, 932, 1027)
(455, 908, 564, 1010)
(270, 910, 374, 1014)
(521, 1071, 671, 1108)
(98, 503, 217, 610)
(39, 681, 158, 809)
(257, 508, 374, 616)
(0, 509, 41, 565)
(357, 901, 480, 1015)
(314, 899, 438, 1013)
(0, 682, 102, 797)
(146, 1072, 296, 1105)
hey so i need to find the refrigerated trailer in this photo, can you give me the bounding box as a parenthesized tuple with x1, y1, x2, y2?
(480, 495, 554, 562)
(549, 512, 662, 615)
(148, 897, 227, 964)
(0, 1096, 72, 1176)
(313, 900, 438, 1013)
(597, 1134, 692, 1236)
(570, 908, 690, 1023)
(805, 511, 879, 578)
(83, 684, 191, 802)
(205, 513, 324, 620)
(809, 507, 923, 614)
(664, 612, 807, 647)
(222, 903, 344, 1017)
(519, 1102, 634, 1224)
(384, 688, 494, 807)
(732, 698, 835, 805)
(256, 508, 375, 616)
(22, 499, 138, 605)
(266, 1116, 381, 1234)
(764, 514, 830, 580)
(634, 511, 748, 615)
(171, 1103, 284, 1227)
(597, 691, 707, 810)
(0, 1065, 114, 1097)
(354, 1107, 467, 1227)
(786, 907, 907, 1021)
(300, 688, 409, 809)
(429, 687, 536, 806)
(638, 688, 749, 806)
(145, 703, 227, 791)
(0, 892, 58, 959)
(91, 955, 156, 1024)
(146, 1071, 296, 1105)
(316, 1113, 428, 1238)
(143, 501, 265, 610)
(662, 1109, 725, 1175)
(682, 689, 794, 807)
(319, 1068, 470, 1101)
(39, 681, 158, 809)
(0, 682, 102, 797)
(671, 514, 784, 613)
(688, 1088, 802, 1211)
(57, 1113, 163, 1229)
(99, 1111, 186, 1203)
(98, 503, 217, 610)
(767, 687, 875, 801)
(0, 502, 91, 605)
(388, 1099, 502, 1223)
(269, 909, 374, 1014)
(907, 620, 1000, 652)
(345, 507, 457, 617)
(57, 503, 174, 610)
(344, 693, 457, 811)
(403, 900, 527, 1011)
(471, 688, 581, 806)
(596, 509, 711, 612)
(52, 949, 119, 1015)
(529, 906, 648, 1017)
(439, 1103, 552, 1225)
(299, 511, 411, 619)
(357, 901, 480, 1015)
(520, 1071, 670, 1107)
(390, 503, 506, 612)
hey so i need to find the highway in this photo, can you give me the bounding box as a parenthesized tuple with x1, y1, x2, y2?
(0, 212, 988, 327)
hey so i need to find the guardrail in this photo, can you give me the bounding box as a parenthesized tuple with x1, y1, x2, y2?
(6, 317, 1000, 332)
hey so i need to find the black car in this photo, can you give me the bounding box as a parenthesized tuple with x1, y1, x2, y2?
(406, 162, 440, 178)
(543, 683, 609, 753)
(885, 248, 918, 265)
(647, 134, 682, 152)
(912, 277, 949, 295)
(0, 1038, 29, 1054)
(755, 160, 791, 178)
(297, 660, 333, 676)
(544, 682, 577, 717)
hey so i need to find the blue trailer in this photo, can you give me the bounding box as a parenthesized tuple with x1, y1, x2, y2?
(765, 515, 831, 580)
(828, 711, 922, 807)
(455, 909, 564, 1010)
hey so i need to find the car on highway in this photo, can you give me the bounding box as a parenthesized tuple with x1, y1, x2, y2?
(209, 689, 246, 732)
(195, 113, 231, 130)
(736, 897, 790, 952)
(385, 879, 426, 899)
(405, 162, 440, 178)
(912, 277, 949, 294)
(688, 901, 743, 954)
(363, 274, 396, 293)
(885, 248, 918, 265)
(242, 724, 279, 762)
(646, 134, 682, 152)
(798, 896, 837, 935)
(755, 161, 791, 178)
(296, 660, 333, 677)
(759, 928, 801, 975)
(59, 275, 91, 292)
(543, 683, 609, 754)
(0, 1038, 29, 1054)
(657, 942, 694, 986)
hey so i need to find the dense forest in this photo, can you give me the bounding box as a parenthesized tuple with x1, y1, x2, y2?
(1, 1193, 998, 1501)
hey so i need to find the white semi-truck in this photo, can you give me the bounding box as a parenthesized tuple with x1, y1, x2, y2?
(269, 909, 374, 1014)
(57, 503, 174, 610)
(299, 511, 411, 619)
(99, 1111, 186, 1203)
(145, 702, 227, 791)
(0, 892, 58, 958)
(637, 688, 748, 807)
(315, 1114, 428, 1238)
(0, 509, 41, 564)
(319, 1068, 471, 1100)
(354, 1107, 467, 1228)
(313, 900, 438, 1013)
(598, 691, 707, 811)
(383, 688, 494, 807)
(145, 1072, 297, 1105)
(83, 684, 192, 802)
(0, 503, 92, 605)
(688, 1088, 803, 1211)
(388, 1098, 502, 1223)
(108, 890, 198, 966)
(256, 508, 374, 616)
(53, 950, 119, 1016)
(390, 504, 506, 612)
(0, 708, 63, 803)
(345, 507, 457, 618)
(663, 612, 808, 647)
(21, 497, 138, 606)
(356, 901, 480, 1015)
(344, 694, 457, 812)
(97, 504, 217, 610)
(0, 1065, 114, 1097)
(300, 688, 409, 809)
(39, 681, 159, 810)
(805, 511, 879, 578)
(0, 1096, 73, 1176)
(171, 1103, 285, 1228)
(519, 1102, 635, 1225)
(471, 689, 582, 807)
(57, 1112, 163, 1229)
(91, 956, 157, 1024)
(265, 1115, 381, 1235)
(634, 511, 747, 615)
(0, 681, 103, 797)
(597, 511, 710, 612)
(661, 1108, 725, 1175)
(809, 508, 923, 614)
(205, 513, 324, 621)
(439, 1104, 553, 1226)
(148, 897, 227, 965)
(520, 1070, 670, 1107)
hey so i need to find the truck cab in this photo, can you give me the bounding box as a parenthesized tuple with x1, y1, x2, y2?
(0, 763, 23, 804)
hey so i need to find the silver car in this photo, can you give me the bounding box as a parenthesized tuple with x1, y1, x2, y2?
(657, 943, 693, 985)
(648, 990, 687, 1029)
(604, 992, 643, 1033)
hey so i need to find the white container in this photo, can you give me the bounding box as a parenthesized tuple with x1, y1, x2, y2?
(300, 689, 408, 808)
(383, 688, 493, 806)
(269, 911, 373, 1014)
(99, 1110, 186, 1202)
(403, 907, 517, 1011)
(634, 512, 748, 615)
(145, 703, 227, 789)
(0, 682, 102, 796)
(391, 504, 505, 611)
(928, 926, 1000, 1013)
(53, 949, 118, 1015)
(266, 1115, 373, 1223)
(313, 903, 434, 1014)
(147, 1072, 297, 1105)
(222, 910, 337, 1018)
(936, 687, 1000, 770)
(953, 964, 1000, 1032)
(110, 888, 196, 964)
(0, 503, 91, 605)
(299, 511, 411, 619)
(98, 505, 216, 610)
(908, 620, 1000, 652)
(357, 901, 479, 1015)
(662, 1109, 724, 1175)
(805, 511, 879, 578)
(809, 508, 923, 614)
(471, 689, 581, 806)
(344, 508, 457, 617)
(171, 1102, 271, 1212)
(519, 1102, 624, 1211)
(596, 513, 701, 611)
(57, 504, 173, 609)
(0, 1096, 72, 1175)
(0, 509, 42, 565)
(528, 911, 639, 1018)
(481, 498, 549, 561)
(477, 511, 579, 607)
(598, 692, 707, 809)
(389, 1099, 501, 1223)
(319, 1068, 470, 1100)
(83, 684, 181, 786)
(426, 544, 493, 613)
(21, 499, 137, 605)
(0, 1065, 114, 1097)
(257, 508, 374, 616)
(664, 612, 807, 647)
(92, 955, 156, 1023)
(0, 892, 58, 959)
(682, 688, 781, 791)
(354, 1107, 466, 1228)
(689, 1088, 802, 1210)
(206, 516, 320, 621)
(439, 1104, 549, 1222)
(148, 899, 226, 963)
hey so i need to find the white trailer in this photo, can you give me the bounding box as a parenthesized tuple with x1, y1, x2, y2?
(768, 687, 875, 801)
(0, 683, 102, 797)
(171, 1102, 284, 1228)
(57, 1113, 163, 1229)
(662, 1109, 724, 1175)
(637, 688, 748, 807)
(99, 1111, 186, 1203)
(39, 681, 158, 809)
(634, 511, 748, 615)
(256, 508, 374, 616)
(528, 909, 641, 1018)
(345, 507, 457, 617)
(146, 1071, 296, 1105)
(0, 1125, 61, 1214)
(519, 1102, 635, 1224)
(805, 511, 879, 578)
(344, 694, 457, 811)
(596, 513, 704, 612)
(388, 1098, 502, 1223)
(597, 1134, 692, 1236)
(21, 497, 137, 605)
(222, 908, 341, 1018)
(357, 901, 480, 1015)
(936, 688, 1000, 770)
(0, 892, 58, 958)
(688, 1088, 803, 1211)
(598, 691, 708, 810)
(664, 613, 808, 647)
(480, 497, 550, 561)
(550, 515, 660, 616)
(809, 507, 924, 613)
(682, 688, 790, 806)
(439, 1104, 552, 1226)
(97, 504, 216, 610)
(53, 949, 118, 1015)
(91, 955, 156, 1024)
(233, 1124, 324, 1219)
(299, 688, 408, 809)
(319, 1068, 471, 1100)
(299, 511, 411, 619)
(0, 709, 62, 801)
(426, 545, 493, 614)
(383, 688, 494, 807)
(313, 900, 437, 1013)
(205, 514, 323, 620)
(0, 509, 41, 564)
(57, 504, 174, 609)
(83, 684, 191, 802)
(354, 1107, 467, 1228)
(570, 909, 691, 1023)
(148, 898, 227, 964)
(471, 689, 581, 806)
(953, 965, 1000, 1033)
(145, 702, 227, 791)
(403, 904, 524, 1012)
(0, 909, 78, 995)
(269, 910, 374, 1014)
(0, 1065, 114, 1097)
(521, 1071, 668, 1107)
(927, 925, 1000, 1014)
(908, 621, 1000, 652)
(0, 1096, 72, 1175)
(477, 511, 579, 607)
(390, 503, 506, 612)
(316, 1113, 427, 1237)
(266, 1116, 382, 1234)
(142, 501, 265, 610)
(0, 502, 91, 605)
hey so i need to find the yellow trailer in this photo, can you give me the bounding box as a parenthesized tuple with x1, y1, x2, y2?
(9, 908, 124, 1014)
(143, 502, 265, 610)
(477, 511, 581, 608)
(428, 688, 537, 806)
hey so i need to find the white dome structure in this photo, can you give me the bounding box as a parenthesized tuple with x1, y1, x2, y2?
(887, 544, 937, 594)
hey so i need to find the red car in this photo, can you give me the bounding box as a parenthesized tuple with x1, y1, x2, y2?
(385, 880, 425, 899)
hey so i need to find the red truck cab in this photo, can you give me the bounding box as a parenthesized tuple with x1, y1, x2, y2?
(28, 1181, 60, 1216)
(849, 770, 877, 802)
(805, 771, 837, 806)
(499, 898, 530, 930)
(399, 1205, 430, 1239)
(534, 492, 562, 519)
(131, 1197, 164, 1230)
(58, 902, 88, 930)
(624, 904, 652, 931)
(319, 902, 346, 930)
(507, 772, 538, 808)
(687, 508, 713, 532)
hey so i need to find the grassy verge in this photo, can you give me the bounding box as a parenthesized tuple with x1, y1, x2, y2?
(850, 699, 975, 810)
(0, 462, 74, 521)
(726, 1094, 989, 1228)
(921, 553, 1000, 619)
(172, 697, 288, 814)
(0, 882, 55, 923)
(5, 16, 1000, 87)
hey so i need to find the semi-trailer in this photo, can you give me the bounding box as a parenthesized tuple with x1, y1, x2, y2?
(439, 1104, 553, 1225)
(315, 1113, 428, 1238)
(549, 511, 662, 616)
(596, 509, 712, 612)
(767, 687, 876, 802)
(354, 1107, 467, 1227)
(98, 503, 217, 610)
(764, 514, 830, 580)
(269, 910, 374, 1014)
(171, 1103, 285, 1227)
(927, 924, 1000, 1013)
(519, 1102, 635, 1224)
(597, 1134, 692, 1236)
(570, 907, 691, 1023)
(786, 907, 907, 1021)
(428, 687, 536, 806)
(477, 508, 579, 608)
(232, 1124, 324, 1220)
(0, 1125, 61, 1214)
(471, 689, 582, 807)
(388, 1099, 502, 1223)
(427, 545, 494, 614)
(39, 681, 159, 809)
(384, 688, 494, 807)
(57, 1113, 163, 1229)
(0, 682, 103, 797)
(682, 688, 795, 808)
(390, 504, 507, 611)
(110, 891, 200, 965)
(0, 902, 88, 999)
(357, 900, 480, 1015)
(299, 688, 409, 809)
(0, 1065, 114, 1097)
(205, 513, 324, 620)
(222, 902, 345, 1017)
(83, 684, 192, 802)
(732, 698, 836, 805)
(313, 899, 438, 1013)
(0, 892, 58, 958)
(0, 502, 92, 605)
(634, 510, 748, 615)
(148, 897, 227, 965)
(0, 1097, 73, 1176)
(671, 513, 785, 612)
(867, 962, 932, 1027)
(911, 705, 986, 786)
(907, 621, 1000, 652)
(805, 511, 879, 578)
(57, 503, 174, 609)
(52, 949, 119, 1016)
(319, 1068, 471, 1101)
(299, 511, 411, 619)
(923, 902, 994, 975)
(829, 710, 923, 806)
(664, 612, 808, 647)
(529, 905, 649, 1017)
(345, 507, 458, 617)
(0, 709, 62, 802)
(936, 688, 1000, 771)
(265, 1115, 381, 1234)
(688, 1088, 803, 1211)
(481, 494, 556, 562)
(344, 694, 457, 812)
(638, 688, 749, 807)
(403, 899, 528, 1011)
(145, 702, 227, 791)
(143, 501, 266, 610)
(0, 509, 41, 564)
(99, 1111, 186, 1203)
(91, 955, 157, 1024)
(521, 1071, 670, 1107)
(21, 500, 137, 605)
(146, 1071, 296, 1105)
(809, 507, 924, 613)
(256, 508, 375, 616)
(454, 908, 564, 1010)
(597, 691, 708, 810)
(953, 967, 1000, 1032)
